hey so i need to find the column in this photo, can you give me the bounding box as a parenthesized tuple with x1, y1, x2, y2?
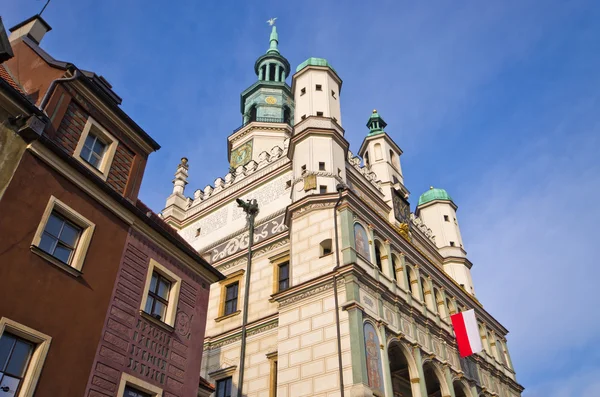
(412, 347, 428, 397)
(275, 64, 280, 82)
(265, 63, 271, 81)
(383, 240, 394, 281)
(413, 265, 425, 302)
(339, 207, 357, 266)
(443, 364, 456, 397)
(347, 306, 368, 386)
(378, 323, 394, 397)
(281, 70, 286, 81)
(258, 65, 264, 80)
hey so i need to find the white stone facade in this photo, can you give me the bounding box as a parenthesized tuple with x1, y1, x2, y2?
(162, 28, 523, 397)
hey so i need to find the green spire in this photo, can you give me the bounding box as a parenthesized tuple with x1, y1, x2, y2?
(367, 109, 387, 136)
(267, 26, 279, 54)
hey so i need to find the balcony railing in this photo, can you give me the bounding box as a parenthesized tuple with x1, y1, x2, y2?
(232, 117, 292, 134)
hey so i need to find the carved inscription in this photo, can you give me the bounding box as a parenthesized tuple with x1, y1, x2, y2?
(128, 319, 172, 385)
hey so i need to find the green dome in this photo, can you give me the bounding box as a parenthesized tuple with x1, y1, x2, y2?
(418, 187, 453, 206)
(296, 57, 337, 73)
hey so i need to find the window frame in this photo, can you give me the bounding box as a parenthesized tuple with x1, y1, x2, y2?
(73, 117, 118, 181)
(140, 259, 182, 328)
(215, 377, 233, 397)
(30, 196, 95, 276)
(270, 253, 290, 294)
(217, 270, 244, 321)
(0, 318, 51, 397)
(117, 373, 163, 397)
(266, 351, 278, 397)
(315, 84, 322, 91)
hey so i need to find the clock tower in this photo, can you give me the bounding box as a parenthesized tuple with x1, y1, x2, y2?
(228, 23, 294, 169)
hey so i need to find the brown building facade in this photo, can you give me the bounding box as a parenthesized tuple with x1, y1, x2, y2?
(0, 15, 222, 397)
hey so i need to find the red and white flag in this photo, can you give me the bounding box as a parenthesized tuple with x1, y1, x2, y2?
(450, 309, 483, 358)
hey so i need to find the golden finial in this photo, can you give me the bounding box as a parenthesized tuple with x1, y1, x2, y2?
(373, 109, 377, 113)
(430, 186, 434, 190)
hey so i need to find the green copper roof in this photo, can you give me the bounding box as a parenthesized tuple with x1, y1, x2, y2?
(366, 109, 387, 136)
(295, 57, 337, 73)
(418, 187, 453, 206)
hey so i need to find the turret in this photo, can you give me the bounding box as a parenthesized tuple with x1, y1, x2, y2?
(288, 57, 347, 201)
(162, 158, 190, 224)
(416, 187, 475, 295)
(293, 57, 342, 125)
(358, 110, 408, 223)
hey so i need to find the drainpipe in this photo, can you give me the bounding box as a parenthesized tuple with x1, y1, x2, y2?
(333, 183, 346, 397)
(38, 68, 81, 113)
(236, 198, 259, 397)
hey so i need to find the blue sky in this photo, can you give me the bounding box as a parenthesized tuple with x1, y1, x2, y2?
(5, 0, 600, 395)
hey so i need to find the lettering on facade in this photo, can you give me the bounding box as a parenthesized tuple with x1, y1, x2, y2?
(184, 206, 229, 241)
(232, 175, 288, 221)
(128, 319, 173, 385)
(211, 213, 286, 262)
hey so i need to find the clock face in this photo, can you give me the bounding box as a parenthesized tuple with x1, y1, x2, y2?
(265, 96, 277, 104)
(230, 140, 253, 169)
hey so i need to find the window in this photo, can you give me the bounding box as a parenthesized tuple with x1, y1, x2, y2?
(320, 239, 332, 257)
(123, 385, 153, 397)
(267, 352, 278, 397)
(315, 84, 322, 91)
(140, 259, 181, 327)
(391, 255, 398, 281)
(216, 377, 232, 397)
(301, 114, 306, 120)
(319, 185, 327, 194)
(301, 165, 307, 174)
(73, 117, 117, 180)
(195, 227, 201, 237)
(117, 373, 162, 397)
(444, 215, 449, 222)
(80, 133, 107, 169)
(144, 272, 172, 321)
(271, 254, 290, 293)
(331, 90, 336, 99)
(374, 242, 383, 272)
(374, 143, 383, 161)
(319, 162, 325, 171)
(31, 196, 95, 275)
(286, 180, 291, 188)
(224, 283, 239, 315)
(450, 241, 455, 247)
(364, 152, 369, 167)
(278, 262, 289, 292)
(316, 111, 324, 117)
(0, 333, 34, 396)
(38, 211, 82, 265)
(300, 88, 306, 96)
(0, 317, 52, 397)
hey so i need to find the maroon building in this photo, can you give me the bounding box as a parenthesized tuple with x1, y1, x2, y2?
(0, 15, 222, 397)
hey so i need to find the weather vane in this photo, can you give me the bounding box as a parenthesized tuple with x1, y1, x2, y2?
(267, 17, 277, 26)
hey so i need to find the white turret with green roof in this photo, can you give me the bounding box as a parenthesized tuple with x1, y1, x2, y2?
(416, 186, 476, 295)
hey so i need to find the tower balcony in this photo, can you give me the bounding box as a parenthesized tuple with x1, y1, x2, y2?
(232, 117, 292, 134)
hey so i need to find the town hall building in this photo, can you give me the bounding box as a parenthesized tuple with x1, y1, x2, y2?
(162, 23, 523, 397)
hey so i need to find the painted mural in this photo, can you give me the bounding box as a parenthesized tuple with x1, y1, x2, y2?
(354, 223, 371, 261)
(364, 322, 384, 395)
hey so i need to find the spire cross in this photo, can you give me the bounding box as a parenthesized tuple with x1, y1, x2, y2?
(267, 17, 277, 26)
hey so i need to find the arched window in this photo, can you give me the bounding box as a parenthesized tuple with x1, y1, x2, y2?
(320, 239, 332, 257)
(283, 106, 291, 125)
(390, 149, 400, 169)
(249, 105, 257, 122)
(479, 325, 491, 354)
(374, 241, 383, 272)
(364, 152, 370, 167)
(496, 338, 508, 366)
(374, 143, 383, 161)
(354, 223, 370, 261)
(391, 254, 399, 282)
